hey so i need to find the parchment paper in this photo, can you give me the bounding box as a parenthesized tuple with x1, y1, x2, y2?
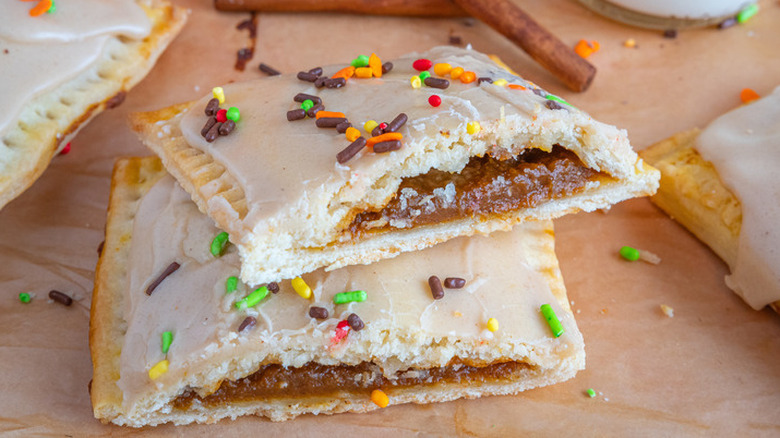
(1, 0, 778, 436)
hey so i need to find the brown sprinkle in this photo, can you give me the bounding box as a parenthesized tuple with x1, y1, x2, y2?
(268, 282, 280, 293)
(316, 117, 347, 128)
(238, 316, 257, 333)
(106, 91, 126, 109)
(477, 77, 493, 85)
(336, 121, 352, 133)
(146, 262, 181, 296)
(532, 88, 546, 97)
(307, 103, 324, 118)
(381, 62, 393, 74)
(314, 76, 327, 88)
(309, 306, 329, 319)
(205, 122, 222, 142)
(428, 276, 444, 300)
(259, 63, 281, 76)
(443, 277, 466, 289)
(294, 93, 322, 104)
(204, 98, 220, 116)
(324, 77, 346, 88)
(347, 313, 364, 331)
(297, 71, 319, 82)
(337, 137, 367, 164)
(219, 120, 236, 135)
(371, 124, 384, 137)
(424, 77, 449, 89)
(287, 109, 306, 121)
(385, 113, 408, 133)
(373, 140, 402, 153)
(48, 290, 73, 306)
(545, 100, 565, 110)
(201, 116, 217, 137)
(308, 67, 323, 76)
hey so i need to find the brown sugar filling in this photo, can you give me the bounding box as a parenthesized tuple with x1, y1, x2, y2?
(172, 360, 532, 410)
(348, 145, 604, 236)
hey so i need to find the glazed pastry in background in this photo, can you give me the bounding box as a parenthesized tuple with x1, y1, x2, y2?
(91, 157, 585, 426)
(0, 0, 187, 210)
(641, 86, 780, 313)
(131, 46, 659, 286)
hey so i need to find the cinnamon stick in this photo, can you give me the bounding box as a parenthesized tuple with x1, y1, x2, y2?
(452, 0, 596, 92)
(214, 0, 468, 17)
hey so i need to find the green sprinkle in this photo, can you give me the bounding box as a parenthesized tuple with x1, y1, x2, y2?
(161, 331, 173, 354)
(235, 286, 269, 309)
(736, 3, 759, 23)
(540, 304, 564, 337)
(225, 276, 238, 294)
(226, 107, 241, 122)
(619, 246, 640, 261)
(587, 388, 596, 398)
(19, 292, 31, 303)
(48, 1, 56, 13)
(545, 94, 570, 106)
(419, 71, 431, 81)
(351, 55, 370, 68)
(210, 232, 229, 257)
(333, 290, 367, 305)
(301, 99, 314, 111)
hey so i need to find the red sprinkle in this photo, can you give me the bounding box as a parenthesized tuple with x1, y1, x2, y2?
(331, 320, 351, 344)
(428, 95, 442, 107)
(412, 58, 433, 71)
(60, 142, 71, 155)
(378, 122, 388, 130)
(216, 109, 228, 123)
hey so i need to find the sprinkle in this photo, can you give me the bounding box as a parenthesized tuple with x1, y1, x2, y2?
(367, 132, 403, 148)
(300, 99, 314, 111)
(718, 17, 737, 29)
(216, 109, 228, 123)
(315, 76, 327, 88)
(428, 275, 444, 300)
(308, 66, 323, 76)
(297, 71, 319, 82)
(381, 62, 394, 74)
(639, 249, 661, 265)
(146, 262, 180, 296)
(619, 245, 640, 261)
(204, 122, 222, 142)
(268, 282, 280, 294)
(351, 55, 370, 68)
(410, 76, 422, 89)
(363, 120, 379, 133)
(225, 276, 238, 293)
(287, 109, 306, 121)
(428, 95, 442, 107)
(201, 117, 217, 137)
(205, 98, 220, 116)
(660, 304, 675, 318)
(161, 331, 173, 354)
(450, 67, 464, 79)
(212, 87, 225, 104)
(331, 320, 351, 344)
(324, 77, 347, 88)
(148, 359, 169, 380)
(740, 88, 760, 103)
(663, 29, 677, 39)
(466, 121, 481, 135)
(540, 304, 564, 337)
(210, 232, 230, 257)
(293, 93, 322, 104)
(355, 67, 373, 78)
(385, 113, 408, 132)
(477, 77, 493, 85)
(235, 286, 269, 309)
(433, 63, 452, 76)
(493, 78, 508, 87)
(60, 142, 71, 155)
(371, 389, 389, 408)
(226, 107, 240, 122)
(219, 120, 236, 135)
(546, 100, 566, 110)
(331, 66, 356, 80)
(574, 39, 600, 58)
(623, 38, 637, 48)
(19, 292, 31, 303)
(424, 77, 450, 89)
(336, 121, 352, 133)
(508, 84, 526, 90)
(29, 0, 52, 17)
(345, 127, 361, 142)
(292, 277, 312, 299)
(486, 318, 499, 332)
(587, 388, 596, 398)
(347, 313, 364, 331)
(315, 111, 346, 120)
(307, 104, 324, 118)
(546, 94, 570, 106)
(443, 277, 465, 288)
(459, 71, 476, 84)
(333, 290, 367, 305)
(309, 306, 329, 319)
(368, 53, 383, 78)
(419, 71, 431, 82)
(48, 290, 72, 306)
(373, 140, 402, 153)
(736, 3, 758, 23)
(412, 58, 433, 71)
(316, 117, 348, 128)
(258, 63, 281, 76)
(337, 137, 367, 164)
(238, 316, 257, 332)
(47, 1, 55, 13)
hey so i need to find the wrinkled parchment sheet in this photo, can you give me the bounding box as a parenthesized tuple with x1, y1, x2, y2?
(1, 0, 778, 436)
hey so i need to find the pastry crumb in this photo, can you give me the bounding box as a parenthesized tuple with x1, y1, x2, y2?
(660, 304, 674, 318)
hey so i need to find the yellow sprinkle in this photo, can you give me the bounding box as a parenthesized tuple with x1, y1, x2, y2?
(466, 121, 481, 135)
(292, 277, 312, 299)
(624, 38, 637, 48)
(486, 317, 499, 332)
(355, 67, 373, 78)
(363, 120, 378, 134)
(371, 389, 389, 408)
(345, 127, 361, 142)
(450, 66, 464, 80)
(493, 78, 508, 87)
(433, 62, 452, 76)
(410, 75, 422, 89)
(212, 86, 225, 104)
(148, 359, 169, 380)
(453, 311, 462, 317)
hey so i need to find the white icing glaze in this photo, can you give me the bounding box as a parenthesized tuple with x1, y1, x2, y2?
(696, 86, 780, 309)
(117, 176, 581, 407)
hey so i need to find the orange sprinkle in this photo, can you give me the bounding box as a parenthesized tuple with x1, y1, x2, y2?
(450, 66, 464, 80)
(315, 111, 346, 120)
(574, 39, 600, 59)
(459, 71, 476, 84)
(345, 127, 361, 142)
(355, 67, 373, 79)
(367, 132, 403, 148)
(508, 84, 526, 90)
(368, 53, 383, 78)
(740, 88, 760, 104)
(371, 389, 389, 408)
(331, 66, 355, 80)
(29, 0, 52, 16)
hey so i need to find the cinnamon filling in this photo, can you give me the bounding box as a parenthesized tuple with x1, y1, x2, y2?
(348, 145, 603, 236)
(172, 360, 532, 409)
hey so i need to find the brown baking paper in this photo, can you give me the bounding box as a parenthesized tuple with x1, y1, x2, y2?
(1, 0, 779, 435)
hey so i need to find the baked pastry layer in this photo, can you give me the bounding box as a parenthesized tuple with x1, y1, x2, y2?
(131, 46, 659, 285)
(0, 0, 186, 210)
(90, 157, 585, 426)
